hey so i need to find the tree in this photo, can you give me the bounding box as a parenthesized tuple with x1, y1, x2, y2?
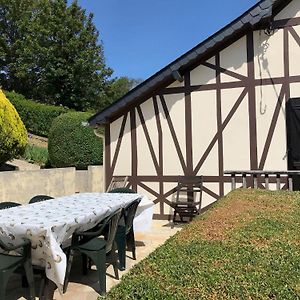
(100, 76, 143, 109)
(0, 90, 27, 165)
(0, 0, 112, 111)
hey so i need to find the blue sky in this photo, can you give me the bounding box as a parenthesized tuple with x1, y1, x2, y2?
(76, 0, 257, 80)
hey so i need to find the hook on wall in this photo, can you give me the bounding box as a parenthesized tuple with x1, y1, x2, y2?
(260, 101, 267, 115)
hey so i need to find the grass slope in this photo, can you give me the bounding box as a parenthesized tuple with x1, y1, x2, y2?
(103, 189, 300, 300)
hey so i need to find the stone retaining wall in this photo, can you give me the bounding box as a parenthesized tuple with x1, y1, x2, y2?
(0, 166, 104, 204)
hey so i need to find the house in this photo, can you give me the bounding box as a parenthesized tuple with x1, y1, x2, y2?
(89, 0, 300, 219)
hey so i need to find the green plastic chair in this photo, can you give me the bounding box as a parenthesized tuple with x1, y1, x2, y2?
(108, 188, 141, 270)
(108, 187, 136, 194)
(28, 195, 53, 204)
(115, 198, 141, 270)
(0, 238, 35, 300)
(0, 201, 35, 300)
(0, 202, 21, 209)
(63, 208, 123, 295)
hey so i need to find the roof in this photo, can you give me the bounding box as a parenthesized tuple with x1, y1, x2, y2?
(89, 0, 290, 126)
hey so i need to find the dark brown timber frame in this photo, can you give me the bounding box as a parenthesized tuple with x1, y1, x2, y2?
(104, 15, 300, 219)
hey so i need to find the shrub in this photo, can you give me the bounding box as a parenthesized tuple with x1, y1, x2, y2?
(48, 112, 103, 169)
(0, 90, 27, 164)
(5, 91, 69, 137)
(22, 144, 48, 166)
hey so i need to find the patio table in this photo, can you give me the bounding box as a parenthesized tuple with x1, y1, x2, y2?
(0, 192, 146, 293)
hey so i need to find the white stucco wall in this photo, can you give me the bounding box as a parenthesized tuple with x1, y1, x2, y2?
(107, 0, 300, 217)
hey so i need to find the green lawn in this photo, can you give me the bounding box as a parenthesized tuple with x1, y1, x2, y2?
(102, 189, 300, 300)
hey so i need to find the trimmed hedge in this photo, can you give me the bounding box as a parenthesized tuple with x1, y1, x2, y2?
(48, 112, 103, 169)
(5, 91, 68, 137)
(0, 90, 27, 164)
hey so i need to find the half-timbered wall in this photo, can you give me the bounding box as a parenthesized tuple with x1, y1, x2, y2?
(105, 0, 300, 219)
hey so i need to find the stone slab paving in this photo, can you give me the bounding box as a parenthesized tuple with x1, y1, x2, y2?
(9, 159, 41, 170)
(7, 220, 182, 300)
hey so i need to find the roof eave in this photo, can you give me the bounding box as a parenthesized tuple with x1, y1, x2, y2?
(89, 0, 285, 126)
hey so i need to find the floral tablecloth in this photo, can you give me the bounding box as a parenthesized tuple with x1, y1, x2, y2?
(0, 192, 144, 292)
(133, 197, 154, 232)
